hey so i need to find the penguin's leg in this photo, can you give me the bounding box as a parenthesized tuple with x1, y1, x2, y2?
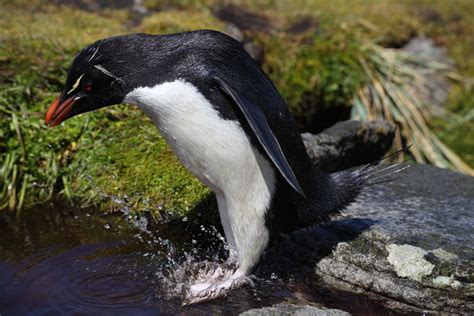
(187, 199, 270, 304)
(227, 196, 271, 276)
(216, 194, 237, 259)
(186, 149, 275, 304)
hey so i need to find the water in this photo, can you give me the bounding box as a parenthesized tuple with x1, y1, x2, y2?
(0, 205, 403, 315)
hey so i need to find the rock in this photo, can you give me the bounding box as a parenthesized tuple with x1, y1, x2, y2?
(386, 244, 434, 282)
(243, 40, 264, 65)
(401, 37, 452, 108)
(262, 163, 473, 314)
(402, 37, 449, 63)
(301, 120, 395, 172)
(240, 303, 350, 316)
(302, 163, 473, 314)
(213, 4, 276, 34)
(225, 23, 245, 42)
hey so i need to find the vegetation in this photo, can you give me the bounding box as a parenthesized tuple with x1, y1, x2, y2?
(1, 0, 473, 215)
(0, 3, 210, 214)
(352, 45, 473, 174)
(244, 1, 474, 173)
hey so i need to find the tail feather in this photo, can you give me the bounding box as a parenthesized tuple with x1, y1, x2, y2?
(356, 146, 411, 185)
(363, 164, 410, 185)
(286, 146, 411, 232)
(328, 146, 411, 213)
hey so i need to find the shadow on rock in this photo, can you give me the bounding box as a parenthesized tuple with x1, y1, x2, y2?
(257, 218, 376, 280)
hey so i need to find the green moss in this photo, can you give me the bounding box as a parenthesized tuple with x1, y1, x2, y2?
(255, 21, 368, 130)
(138, 8, 224, 33)
(434, 88, 474, 166)
(0, 2, 209, 214)
(71, 107, 209, 215)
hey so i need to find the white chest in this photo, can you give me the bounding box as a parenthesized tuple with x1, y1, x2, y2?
(124, 80, 271, 194)
(125, 80, 275, 271)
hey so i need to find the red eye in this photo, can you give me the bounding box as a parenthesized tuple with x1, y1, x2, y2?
(83, 83, 93, 93)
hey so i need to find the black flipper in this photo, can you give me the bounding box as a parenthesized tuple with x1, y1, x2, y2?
(213, 76, 305, 197)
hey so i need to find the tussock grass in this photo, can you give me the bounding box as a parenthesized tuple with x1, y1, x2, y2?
(352, 45, 474, 175)
(231, 0, 474, 167)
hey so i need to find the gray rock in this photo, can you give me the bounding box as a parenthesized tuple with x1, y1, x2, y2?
(401, 37, 452, 108)
(282, 163, 473, 313)
(302, 120, 395, 172)
(240, 303, 350, 316)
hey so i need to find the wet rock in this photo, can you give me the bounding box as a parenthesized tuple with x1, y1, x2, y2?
(301, 120, 395, 172)
(240, 303, 350, 316)
(301, 163, 474, 314)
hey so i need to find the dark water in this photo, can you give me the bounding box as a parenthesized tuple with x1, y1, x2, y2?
(0, 206, 403, 315)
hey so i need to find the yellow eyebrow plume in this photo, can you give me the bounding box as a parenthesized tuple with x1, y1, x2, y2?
(67, 74, 85, 95)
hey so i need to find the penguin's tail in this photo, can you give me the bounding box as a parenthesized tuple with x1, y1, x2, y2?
(290, 147, 410, 231)
(351, 146, 411, 186)
(327, 146, 410, 215)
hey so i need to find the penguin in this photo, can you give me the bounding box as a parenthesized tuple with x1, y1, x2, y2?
(45, 30, 397, 303)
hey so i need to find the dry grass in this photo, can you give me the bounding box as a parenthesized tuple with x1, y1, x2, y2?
(352, 45, 474, 175)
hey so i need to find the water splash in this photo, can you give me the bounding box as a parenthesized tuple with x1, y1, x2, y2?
(85, 174, 238, 304)
(86, 175, 150, 231)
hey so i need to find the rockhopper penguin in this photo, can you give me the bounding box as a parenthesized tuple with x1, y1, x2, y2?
(45, 30, 389, 303)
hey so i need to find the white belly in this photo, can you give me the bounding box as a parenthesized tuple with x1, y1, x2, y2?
(125, 79, 276, 271)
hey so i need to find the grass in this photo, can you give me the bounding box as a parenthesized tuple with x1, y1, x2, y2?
(255, 20, 368, 131)
(0, 3, 210, 214)
(72, 106, 210, 216)
(1, 0, 473, 215)
(231, 0, 474, 166)
(352, 45, 473, 175)
(245, 2, 473, 173)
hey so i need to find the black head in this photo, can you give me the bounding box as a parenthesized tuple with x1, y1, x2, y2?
(46, 38, 130, 127)
(45, 30, 251, 127)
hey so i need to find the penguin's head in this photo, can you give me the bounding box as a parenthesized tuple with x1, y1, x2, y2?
(45, 33, 173, 127)
(45, 38, 133, 127)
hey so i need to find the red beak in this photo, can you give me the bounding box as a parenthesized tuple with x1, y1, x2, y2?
(45, 96, 77, 127)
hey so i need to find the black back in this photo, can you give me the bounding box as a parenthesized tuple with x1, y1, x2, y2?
(69, 30, 363, 234)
